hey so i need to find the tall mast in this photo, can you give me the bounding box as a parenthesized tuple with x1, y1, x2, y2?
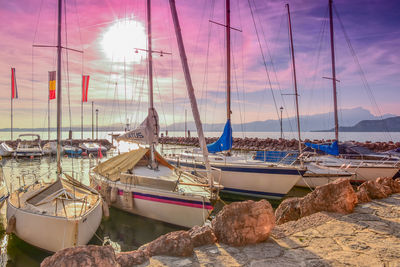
(147, 0, 156, 168)
(56, 0, 62, 176)
(226, 0, 231, 122)
(286, 4, 302, 158)
(329, 0, 339, 141)
(169, 0, 213, 189)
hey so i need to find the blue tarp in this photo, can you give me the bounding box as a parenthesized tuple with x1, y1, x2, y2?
(207, 120, 233, 153)
(304, 140, 339, 156)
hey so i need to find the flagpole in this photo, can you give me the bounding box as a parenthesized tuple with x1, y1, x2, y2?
(48, 77, 50, 141)
(11, 89, 13, 141)
(81, 89, 83, 140)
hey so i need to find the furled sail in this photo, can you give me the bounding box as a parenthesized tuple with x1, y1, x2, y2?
(117, 108, 159, 145)
(207, 119, 233, 153)
(304, 140, 339, 156)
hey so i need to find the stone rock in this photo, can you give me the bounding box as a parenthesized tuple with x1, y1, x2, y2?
(141, 230, 193, 257)
(356, 186, 371, 203)
(300, 178, 358, 217)
(275, 179, 358, 224)
(116, 250, 148, 267)
(376, 177, 400, 194)
(188, 225, 216, 247)
(275, 197, 301, 225)
(357, 180, 388, 199)
(212, 199, 275, 246)
(41, 245, 118, 267)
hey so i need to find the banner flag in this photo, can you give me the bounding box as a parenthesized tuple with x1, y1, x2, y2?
(11, 68, 18, 99)
(49, 71, 56, 100)
(82, 75, 90, 102)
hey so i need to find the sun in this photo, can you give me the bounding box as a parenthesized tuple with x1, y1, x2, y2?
(101, 17, 147, 63)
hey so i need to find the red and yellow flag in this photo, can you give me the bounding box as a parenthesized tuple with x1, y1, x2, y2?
(82, 75, 90, 102)
(11, 68, 18, 99)
(49, 71, 56, 100)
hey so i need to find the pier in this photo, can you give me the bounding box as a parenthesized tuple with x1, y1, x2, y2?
(141, 194, 400, 266)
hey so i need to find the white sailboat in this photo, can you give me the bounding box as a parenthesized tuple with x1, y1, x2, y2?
(165, 0, 305, 199)
(302, 0, 400, 183)
(6, 0, 102, 252)
(90, 0, 219, 228)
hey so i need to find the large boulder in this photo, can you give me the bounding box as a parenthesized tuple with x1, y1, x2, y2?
(41, 245, 118, 267)
(275, 197, 301, 225)
(356, 186, 372, 203)
(116, 250, 148, 267)
(357, 180, 388, 199)
(300, 178, 358, 217)
(188, 225, 216, 247)
(275, 178, 358, 224)
(211, 199, 275, 246)
(141, 230, 193, 257)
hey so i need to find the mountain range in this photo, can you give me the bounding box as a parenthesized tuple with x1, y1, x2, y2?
(164, 107, 398, 132)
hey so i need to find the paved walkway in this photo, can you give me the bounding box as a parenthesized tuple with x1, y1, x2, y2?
(141, 194, 400, 266)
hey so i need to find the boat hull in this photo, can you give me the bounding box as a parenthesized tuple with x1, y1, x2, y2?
(170, 160, 303, 199)
(90, 173, 212, 228)
(6, 198, 102, 252)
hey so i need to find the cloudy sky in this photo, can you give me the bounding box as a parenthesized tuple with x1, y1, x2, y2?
(0, 0, 399, 131)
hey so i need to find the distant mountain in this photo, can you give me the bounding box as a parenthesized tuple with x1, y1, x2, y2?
(316, 116, 400, 132)
(164, 107, 397, 132)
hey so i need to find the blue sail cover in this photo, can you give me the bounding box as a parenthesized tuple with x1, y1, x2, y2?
(304, 140, 339, 156)
(207, 120, 233, 153)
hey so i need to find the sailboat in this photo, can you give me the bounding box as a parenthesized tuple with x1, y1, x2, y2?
(165, 0, 305, 199)
(302, 0, 400, 182)
(6, 0, 102, 252)
(285, 3, 354, 188)
(90, 0, 218, 228)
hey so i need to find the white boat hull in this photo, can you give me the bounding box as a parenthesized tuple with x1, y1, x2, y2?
(91, 173, 212, 228)
(170, 160, 303, 199)
(6, 198, 102, 252)
(346, 166, 399, 182)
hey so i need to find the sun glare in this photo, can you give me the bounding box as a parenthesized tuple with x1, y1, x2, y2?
(101, 18, 147, 63)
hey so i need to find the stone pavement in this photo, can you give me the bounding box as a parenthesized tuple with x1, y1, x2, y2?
(141, 194, 400, 267)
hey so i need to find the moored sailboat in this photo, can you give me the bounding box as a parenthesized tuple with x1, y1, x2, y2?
(6, 0, 102, 252)
(90, 0, 219, 228)
(165, 0, 305, 199)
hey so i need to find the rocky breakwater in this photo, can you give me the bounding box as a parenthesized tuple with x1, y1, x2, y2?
(41, 199, 276, 267)
(41, 177, 400, 266)
(159, 136, 400, 152)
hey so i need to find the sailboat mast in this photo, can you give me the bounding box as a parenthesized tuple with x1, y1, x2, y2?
(286, 4, 302, 157)
(226, 0, 231, 122)
(329, 0, 339, 141)
(147, 0, 156, 168)
(169, 0, 214, 189)
(56, 0, 62, 176)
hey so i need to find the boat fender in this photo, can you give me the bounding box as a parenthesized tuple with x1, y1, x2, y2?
(110, 186, 118, 203)
(101, 198, 110, 219)
(6, 215, 16, 234)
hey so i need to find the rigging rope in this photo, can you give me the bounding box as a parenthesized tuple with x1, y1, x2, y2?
(333, 4, 392, 141)
(247, 0, 280, 131)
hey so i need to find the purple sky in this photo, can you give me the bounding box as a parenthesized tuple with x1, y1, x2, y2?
(0, 0, 399, 130)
